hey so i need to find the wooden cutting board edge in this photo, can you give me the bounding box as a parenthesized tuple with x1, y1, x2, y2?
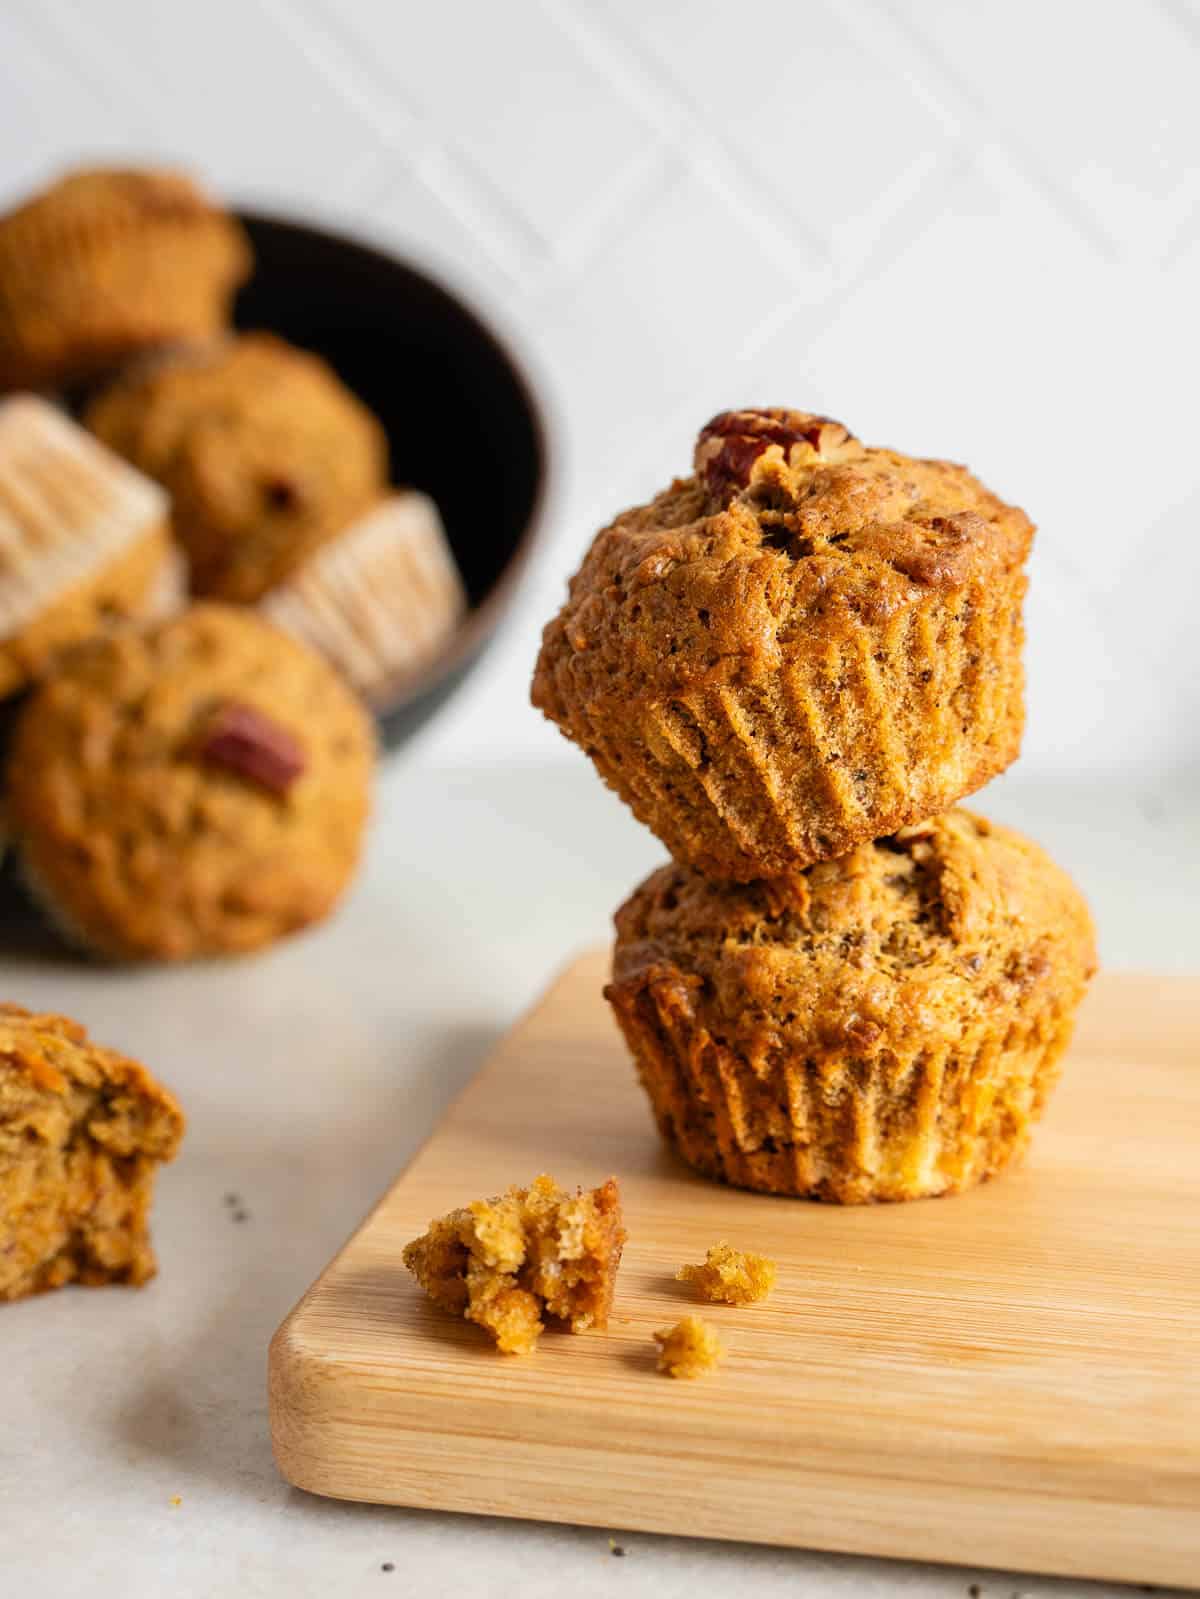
(269, 955, 1200, 1588)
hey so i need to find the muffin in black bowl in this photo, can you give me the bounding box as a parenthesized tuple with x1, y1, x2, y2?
(234, 212, 548, 750)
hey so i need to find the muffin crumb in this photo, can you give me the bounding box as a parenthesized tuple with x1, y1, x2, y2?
(403, 1174, 625, 1355)
(654, 1315, 724, 1379)
(677, 1242, 776, 1305)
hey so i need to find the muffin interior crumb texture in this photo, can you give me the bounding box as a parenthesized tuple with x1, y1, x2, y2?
(402, 1174, 626, 1355)
(677, 1241, 777, 1305)
(0, 1004, 184, 1301)
(654, 1315, 724, 1378)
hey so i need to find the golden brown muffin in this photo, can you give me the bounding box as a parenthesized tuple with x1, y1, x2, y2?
(0, 167, 250, 392)
(607, 810, 1096, 1203)
(654, 1316, 724, 1378)
(87, 334, 388, 602)
(677, 1242, 776, 1305)
(0, 395, 182, 697)
(534, 409, 1033, 881)
(0, 1004, 184, 1301)
(5, 604, 375, 962)
(403, 1174, 626, 1354)
(261, 490, 466, 700)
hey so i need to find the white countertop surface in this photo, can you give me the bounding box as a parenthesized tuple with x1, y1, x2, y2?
(3, 756, 1197, 1599)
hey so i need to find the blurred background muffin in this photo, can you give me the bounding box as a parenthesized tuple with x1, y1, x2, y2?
(0, 168, 250, 392)
(260, 490, 466, 700)
(0, 395, 181, 697)
(5, 604, 375, 961)
(86, 332, 389, 602)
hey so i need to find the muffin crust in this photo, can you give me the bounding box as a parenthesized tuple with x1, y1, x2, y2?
(0, 167, 250, 391)
(5, 604, 375, 961)
(534, 409, 1033, 880)
(87, 334, 388, 602)
(607, 810, 1096, 1202)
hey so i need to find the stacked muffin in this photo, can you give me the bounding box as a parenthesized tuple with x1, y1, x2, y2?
(533, 408, 1096, 1203)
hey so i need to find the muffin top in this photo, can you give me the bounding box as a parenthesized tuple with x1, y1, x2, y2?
(6, 604, 375, 961)
(0, 168, 252, 391)
(0, 167, 241, 236)
(87, 333, 388, 601)
(0, 1003, 184, 1159)
(612, 810, 1095, 1066)
(534, 408, 1033, 710)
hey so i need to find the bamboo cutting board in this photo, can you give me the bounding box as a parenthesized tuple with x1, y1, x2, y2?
(269, 955, 1200, 1588)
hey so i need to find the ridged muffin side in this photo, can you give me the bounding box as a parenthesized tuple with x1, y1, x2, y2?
(0, 168, 251, 392)
(534, 410, 1032, 881)
(606, 810, 1096, 1203)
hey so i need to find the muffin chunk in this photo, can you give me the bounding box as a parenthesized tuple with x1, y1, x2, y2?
(534, 409, 1032, 881)
(0, 1005, 184, 1300)
(607, 810, 1096, 1202)
(87, 333, 388, 602)
(403, 1174, 626, 1354)
(0, 167, 250, 392)
(5, 604, 375, 961)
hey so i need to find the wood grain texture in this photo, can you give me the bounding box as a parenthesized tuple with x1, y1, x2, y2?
(269, 955, 1200, 1587)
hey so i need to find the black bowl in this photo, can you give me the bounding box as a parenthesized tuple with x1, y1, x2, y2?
(233, 212, 548, 750)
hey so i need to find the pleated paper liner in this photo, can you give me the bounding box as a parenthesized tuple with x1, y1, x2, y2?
(569, 571, 1026, 882)
(261, 491, 466, 699)
(607, 963, 1082, 1204)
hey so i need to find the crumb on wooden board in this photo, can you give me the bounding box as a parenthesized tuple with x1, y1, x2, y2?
(654, 1315, 724, 1378)
(677, 1241, 777, 1305)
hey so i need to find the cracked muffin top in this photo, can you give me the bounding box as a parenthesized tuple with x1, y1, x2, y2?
(534, 408, 1033, 711)
(611, 810, 1096, 1068)
(6, 604, 375, 961)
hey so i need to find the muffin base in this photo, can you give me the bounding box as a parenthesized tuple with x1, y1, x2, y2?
(607, 964, 1082, 1204)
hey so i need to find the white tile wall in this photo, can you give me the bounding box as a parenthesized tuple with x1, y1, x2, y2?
(3, 0, 1198, 781)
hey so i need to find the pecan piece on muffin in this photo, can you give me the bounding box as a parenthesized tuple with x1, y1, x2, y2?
(0, 1004, 184, 1301)
(534, 409, 1033, 881)
(607, 810, 1096, 1203)
(0, 167, 250, 393)
(5, 604, 375, 961)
